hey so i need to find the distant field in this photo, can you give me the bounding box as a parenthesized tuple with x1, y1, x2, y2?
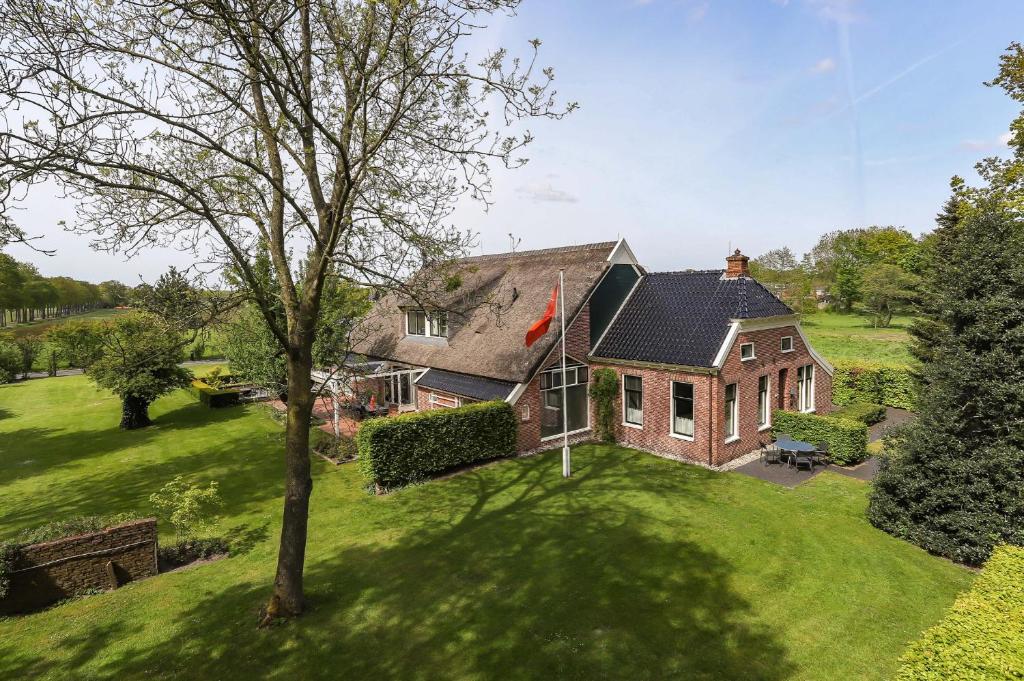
(801, 311, 915, 366)
(5, 307, 128, 339)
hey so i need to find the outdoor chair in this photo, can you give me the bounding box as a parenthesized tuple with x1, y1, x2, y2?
(789, 449, 815, 472)
(814, 442, 831, 466)
(760, 441, 782, 466)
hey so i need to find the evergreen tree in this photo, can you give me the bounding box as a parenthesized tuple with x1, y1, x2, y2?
(868, 203, 1024, 564)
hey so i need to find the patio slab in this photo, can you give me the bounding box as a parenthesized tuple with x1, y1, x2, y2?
(731, 457, 828, 488)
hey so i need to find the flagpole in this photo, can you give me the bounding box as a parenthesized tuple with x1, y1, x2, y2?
(559, 269, 570, 478)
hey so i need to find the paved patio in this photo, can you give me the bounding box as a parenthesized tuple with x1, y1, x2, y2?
(732, 407, 913, 488)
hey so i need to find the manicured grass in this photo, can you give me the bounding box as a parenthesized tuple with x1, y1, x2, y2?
(5, 308, 128, 339)
(0, 376, 971, 680)
(801, 311, 915, 366)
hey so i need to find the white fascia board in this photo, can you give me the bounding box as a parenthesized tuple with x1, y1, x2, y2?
(606, 238, 640, 267)
(712, 322, 740, 369)
(720, 315, 834, 376)
(505, 382, 527, 404)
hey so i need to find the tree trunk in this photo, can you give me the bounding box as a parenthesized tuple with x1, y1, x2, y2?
(262, 349, 314, 624)
(120, 395, 152, 429)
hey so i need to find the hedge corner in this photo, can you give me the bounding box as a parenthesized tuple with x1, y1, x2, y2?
(771, 410, 868, 466)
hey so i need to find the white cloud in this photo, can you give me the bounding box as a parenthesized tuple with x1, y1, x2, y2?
(515, 182, 579, 204)
(959, 133, 1014, 152)
(999, 131, 1014, 145)
(810, 57, 836, 74)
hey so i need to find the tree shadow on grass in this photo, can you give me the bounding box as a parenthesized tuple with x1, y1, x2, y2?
(0, 447, 798, 680)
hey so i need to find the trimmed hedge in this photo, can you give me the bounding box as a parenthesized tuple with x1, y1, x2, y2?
(772, 410, 868, 466)
(357, 400, 517, 491)
(191, 379, 241, 408)
(895, 545, 1024, 680)
(833, 361, 915, 410)
(833, 401, 886, 425)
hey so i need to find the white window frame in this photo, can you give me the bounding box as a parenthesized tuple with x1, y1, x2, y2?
(428, 392, 459, 409)
(669, 380, 695, 441)
(740, 342, 756, 361)
(622, 374, 643, 428)
(780, 336, 794, 353)
(538, 363, 591, 442)
(405, 309, 448, 338)
(797, 364, 816, 413)
(757, 375, 771, 431)
(724, 382, 739, 442)
(521, 404, 530, 421)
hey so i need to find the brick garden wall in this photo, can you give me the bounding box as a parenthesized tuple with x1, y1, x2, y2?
(0, 518, 158, 615)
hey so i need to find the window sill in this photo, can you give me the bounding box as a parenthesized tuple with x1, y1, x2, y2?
(669, 432, 694, 442)
(758, 424, 772, 432)
(781, 349, 795, 354)
(724, 435, 740, 444)
(740, 356, 756, 362)
(540, 427, 590, 443)
(623, 421, 643, 430)
(800, 408, 816, 414)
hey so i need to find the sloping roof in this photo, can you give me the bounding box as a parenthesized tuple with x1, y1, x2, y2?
(592, 271, 793, 368)
(415, 368, 517, 402)
(352, 242, 617, 383)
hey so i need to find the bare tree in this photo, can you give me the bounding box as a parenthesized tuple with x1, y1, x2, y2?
(0, 0, 573, 621)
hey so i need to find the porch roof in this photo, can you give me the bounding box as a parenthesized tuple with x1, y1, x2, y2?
(414, 368, 517, 402)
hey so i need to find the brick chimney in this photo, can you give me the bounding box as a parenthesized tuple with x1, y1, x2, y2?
(725, 249, 749, 278)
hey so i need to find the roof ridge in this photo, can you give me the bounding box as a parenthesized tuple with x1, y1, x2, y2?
(648, 269, 725, 275)
(459, 241, 617, 263)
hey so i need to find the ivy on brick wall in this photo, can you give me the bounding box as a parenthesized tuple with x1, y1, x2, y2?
(589, 368, 618, 443)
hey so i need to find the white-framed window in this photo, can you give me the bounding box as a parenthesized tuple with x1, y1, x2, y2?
(797, 364, 815, 412)
(780, 336, 794, 353)
(670, 381, 694, 439)
(757, 375, 771, 430)
(539, 363, 590, 439)
(406, 309, 448, 338)
(428, 392, 459, 409)
(724, 382, 738, 440)
(521, 404, 530, 421)
(740, 342, 756, 361)
(623, 374, 643, 427)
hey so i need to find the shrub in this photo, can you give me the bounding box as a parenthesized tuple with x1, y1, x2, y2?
(157, 537, 229, 569)
(895, 545, 1024, 680)
(588, 368, 618, 443)
(16, 512, 140, 545)
(832, 361, 915, 410)
(149, 476, 222, 542)
(0, 336, 20, 384)
(191, 379, 241, 408)
(0, 542, 18, 600)
(772, 410, 868, 466)
(833, 401, 886, 425)
(357, 400, 517, 491)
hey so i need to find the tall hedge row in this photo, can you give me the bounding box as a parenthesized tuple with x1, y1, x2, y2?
(357, 400, 517, 491)
(772, 410, 868, 466)
(895, 545, 1024, 680)
(832, 361, 915, 410)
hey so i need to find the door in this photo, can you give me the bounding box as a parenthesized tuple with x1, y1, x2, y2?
(777, 368, 788, 410)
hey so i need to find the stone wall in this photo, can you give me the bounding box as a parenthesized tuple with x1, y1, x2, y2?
(0, 518, 158, 615)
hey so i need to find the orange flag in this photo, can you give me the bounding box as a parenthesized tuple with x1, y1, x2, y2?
(525, 284, 558, 347)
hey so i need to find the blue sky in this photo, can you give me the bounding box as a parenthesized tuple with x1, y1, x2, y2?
(8, 0, 1024, 281)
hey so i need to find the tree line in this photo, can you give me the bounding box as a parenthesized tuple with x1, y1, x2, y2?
(0, 252, 132, 327)
(750, 225, 924, 327)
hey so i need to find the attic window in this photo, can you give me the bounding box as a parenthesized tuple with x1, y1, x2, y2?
(406, 310, 447, 338)
(740, 342, 755, 361)
(780, 336, 794, 353)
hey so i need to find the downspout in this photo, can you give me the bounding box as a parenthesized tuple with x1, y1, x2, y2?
(707, 377, 714, 467)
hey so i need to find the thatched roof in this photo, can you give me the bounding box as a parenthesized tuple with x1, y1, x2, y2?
(352, 242, 617, 383)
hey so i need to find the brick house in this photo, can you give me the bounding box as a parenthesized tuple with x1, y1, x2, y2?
(347, 239, 833, 468)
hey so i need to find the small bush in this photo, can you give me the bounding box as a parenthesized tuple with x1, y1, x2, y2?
(0, 337, 20, 384)
(895, 545, 1024, 680)
(149, 476, 222, 542)
(191, 379, 241, 408)
(833, 401, 886, 425)
(772, 410, 868, 466)
(0, 542, 18, 600)
(157, 537, 229, 569)
(16, 512, 140, 545)
(833, 361, 915, 410)
(589, 368, 618, 443)
(357, 400, 517, 491)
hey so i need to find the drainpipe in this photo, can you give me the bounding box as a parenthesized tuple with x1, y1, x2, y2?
(707, 377, 714, 467)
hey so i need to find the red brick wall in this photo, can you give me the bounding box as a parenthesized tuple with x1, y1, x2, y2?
(716, 325, 832, 465)
(0, 519, 158, 615)
(515, 303, 592, 452)
(590, 363, 717, 466)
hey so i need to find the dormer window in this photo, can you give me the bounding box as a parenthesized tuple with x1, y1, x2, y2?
(406, 309, 448, 338)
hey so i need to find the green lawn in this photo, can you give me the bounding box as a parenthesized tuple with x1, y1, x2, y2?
(0, 376, 970, 680)
(5, 308, 128, 339)
(801, 311, 915, 366)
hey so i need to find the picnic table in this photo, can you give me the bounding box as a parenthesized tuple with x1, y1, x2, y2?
(774, 437, 819, 471)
